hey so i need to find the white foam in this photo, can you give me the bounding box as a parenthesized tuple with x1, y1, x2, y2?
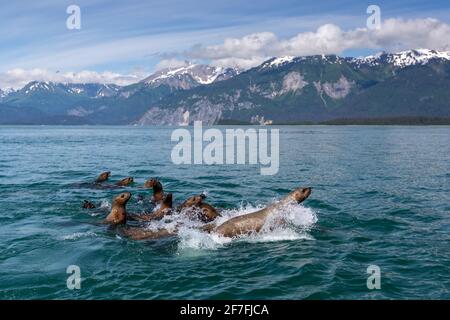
(85, 199, 110, 217)
(99, 200, 111, 210)
(60, 231, 97, 240)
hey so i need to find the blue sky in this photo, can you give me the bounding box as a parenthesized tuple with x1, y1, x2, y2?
(1, 0, 450, 88)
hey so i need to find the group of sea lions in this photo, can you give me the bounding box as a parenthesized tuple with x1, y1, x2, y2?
(82, 171, 312, 241)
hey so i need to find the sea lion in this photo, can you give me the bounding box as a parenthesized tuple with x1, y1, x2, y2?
(179, 194, 220, 222)
(95, 171, 111, 183)
(178, 194, 204, 210)
(116, 177, 134, 187)
(197, 202, 221, 222)
(82, 200, 96, 209)
(121, 226, 176, 241)
(122, 193, 205, 241)
(104, 192, 132, 225)
(144, 178, 164, 202)
(128, 193, 173, 222)
(213, 187, 312, 238)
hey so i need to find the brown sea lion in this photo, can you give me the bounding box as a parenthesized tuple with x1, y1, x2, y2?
(213, 187, 312, 238)
(95, 171, 111, 183)
(121, 226, 176, 241)
(179, 194, 220, 222)
(198, 201, 221, 222)
(104, 192, 132, 225)
(122, 193, 205, 241)
(128, 193, 173, 222)
(116, 177, 134, 187)
(178, 194, 204, 210)
(144, 178, 164, 202)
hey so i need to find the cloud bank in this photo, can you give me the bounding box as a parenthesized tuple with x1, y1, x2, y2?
(187, 18, 450, 68)
(0, 69, 144, 90)
(1, 17, 450, 89)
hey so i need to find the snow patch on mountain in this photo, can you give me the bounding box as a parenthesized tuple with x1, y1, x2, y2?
(353, 49, 450, 68)
(23, 81, 55, 94)
(0, 87, 15, 98)
(388, 49, 450, 67)
(142, 64, 241, 89)
(261, 56, 296, 69)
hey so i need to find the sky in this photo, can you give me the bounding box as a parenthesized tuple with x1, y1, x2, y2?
(1, 0, 450, 89)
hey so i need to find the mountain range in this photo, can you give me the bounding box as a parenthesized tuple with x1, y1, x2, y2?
(1, 49, 450, 125)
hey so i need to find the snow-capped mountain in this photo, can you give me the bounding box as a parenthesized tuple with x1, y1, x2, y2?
(21, 81, 55, 94)
(259, 54, 350, 70)
(2, 49, 450, 125)
(66, 83, 121, 98)
(0, 87, 15, 99)
(16, 81, 121, 98)
(352, 49, 450, 68)
(259, 49, 450, 70)
(141, 64, 241, 89)
(260, 56, 297, 69)
(137, 48, 450, 125)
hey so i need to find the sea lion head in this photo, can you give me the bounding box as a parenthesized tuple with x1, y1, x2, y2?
(291, 187, 312, 203)
(144, 178, 158, 188)
(106, 192, 132, 225)
(180, 194, 204, 208)
(96, 171, 111, 182)
(117, 177, 134, 186)
(113, 192, 132, 205)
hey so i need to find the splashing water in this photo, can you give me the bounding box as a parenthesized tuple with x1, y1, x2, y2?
(173, 202, 318, 251)
(60, 231, 98, 241)
(100, 200, 111, 210)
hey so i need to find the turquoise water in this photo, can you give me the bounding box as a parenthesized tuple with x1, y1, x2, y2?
(0, 125, 449, 299)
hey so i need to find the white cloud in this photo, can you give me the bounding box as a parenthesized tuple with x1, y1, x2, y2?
(209, 57, 268, 70)
(0, 68, 144, 89)
(187, 18, 450, 68)
(154, 59, 190, 71)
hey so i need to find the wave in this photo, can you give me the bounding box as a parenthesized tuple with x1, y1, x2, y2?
(60, 231, 98, 240)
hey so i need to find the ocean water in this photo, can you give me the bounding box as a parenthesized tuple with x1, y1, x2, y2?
(0, 125, 449, 300)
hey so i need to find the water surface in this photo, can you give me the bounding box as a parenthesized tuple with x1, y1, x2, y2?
(0, 125, 449, 299)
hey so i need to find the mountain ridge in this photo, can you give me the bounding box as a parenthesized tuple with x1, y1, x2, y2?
(1, 49, 450, 125)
